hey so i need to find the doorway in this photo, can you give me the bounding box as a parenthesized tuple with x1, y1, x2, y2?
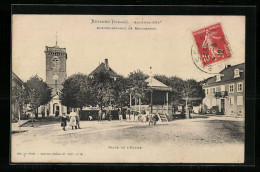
(53, 103, 60, 116)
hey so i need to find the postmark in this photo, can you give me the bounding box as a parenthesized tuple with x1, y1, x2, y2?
(191, 23, 232, 74)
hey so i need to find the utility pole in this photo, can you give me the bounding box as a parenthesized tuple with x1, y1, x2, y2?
(18, 106, 21, 133)
(151, 91, 153, 114)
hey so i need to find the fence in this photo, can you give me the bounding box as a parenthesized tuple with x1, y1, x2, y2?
(130, 105, 173, 115)
(79, 110, 123, 120)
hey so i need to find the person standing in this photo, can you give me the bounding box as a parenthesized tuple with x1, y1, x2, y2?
(188, 107, 192, 119)
(106, 108, 110, 121)
(102, 111, 106, 121)
(98, 109, 102, 122)
(130, 110, 134, 122)
(75, 110, 81, 129)
(134, 111, 139, 121)
(141, 109, 147, 122)
(118, 108, 123, 121)
(69, 110, 77, 130)
(148, 111, 153, 126)
(55, 110, 59, 117)
(125, 108, 130, 122)
(61, 113, 68, 131)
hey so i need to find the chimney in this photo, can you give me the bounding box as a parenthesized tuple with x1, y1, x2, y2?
(105, 59, 109, 70)
(226, 64, 231, 68)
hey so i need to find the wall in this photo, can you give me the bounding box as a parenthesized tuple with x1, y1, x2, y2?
(203, 79, 245, 116)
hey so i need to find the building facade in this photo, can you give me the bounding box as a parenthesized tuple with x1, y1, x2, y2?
(45, 42, 67, 116)
(202, 63, 245, 116)
(12, 72, 24, 120)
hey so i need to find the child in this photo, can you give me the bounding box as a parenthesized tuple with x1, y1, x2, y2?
(61, 114, 68, 131)
(102, 112, 106, 121)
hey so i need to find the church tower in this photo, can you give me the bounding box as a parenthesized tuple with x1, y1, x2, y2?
(44, 34, 67, 116)
(45, 36, 67, 96)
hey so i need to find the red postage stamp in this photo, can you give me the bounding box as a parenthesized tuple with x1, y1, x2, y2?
(192, 23, 232, 67)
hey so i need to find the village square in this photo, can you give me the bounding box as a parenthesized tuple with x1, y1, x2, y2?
(11, 40, 245, 163)
(11, 15, 245, 163)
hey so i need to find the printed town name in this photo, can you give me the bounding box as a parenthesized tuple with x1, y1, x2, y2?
(91, 19, 128, 24)
(91, 19, 162, 25)
(91, 19, 161, 30)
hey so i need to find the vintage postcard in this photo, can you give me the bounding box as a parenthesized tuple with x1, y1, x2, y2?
(11, 15, 245, 163)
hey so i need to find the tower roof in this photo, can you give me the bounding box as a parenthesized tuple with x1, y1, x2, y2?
(45, 45, 67, 59)
(145, 76, 172, 91)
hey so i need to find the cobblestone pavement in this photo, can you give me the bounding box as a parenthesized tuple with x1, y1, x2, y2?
(11, 116, 244, 163)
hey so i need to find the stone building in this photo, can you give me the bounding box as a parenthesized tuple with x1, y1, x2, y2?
(202, 63, 245, 116)
(11, 72, 24, 120)
(44, 41, 67, 116)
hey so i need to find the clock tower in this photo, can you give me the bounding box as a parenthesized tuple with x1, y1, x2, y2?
(45, 42, 67, 96)
(44, 37, 67, 116)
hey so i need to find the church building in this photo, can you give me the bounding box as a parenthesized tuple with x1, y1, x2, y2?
(44, 39, 67, 116)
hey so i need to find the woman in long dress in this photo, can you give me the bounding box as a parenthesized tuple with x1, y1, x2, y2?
(202, 29, 222, 60)
(69, 111, 77, 130)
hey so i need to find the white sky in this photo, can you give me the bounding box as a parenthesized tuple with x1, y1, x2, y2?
(12, 15, 245, 82)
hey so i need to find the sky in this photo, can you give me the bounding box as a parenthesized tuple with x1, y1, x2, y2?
(12, 15, 245, 82)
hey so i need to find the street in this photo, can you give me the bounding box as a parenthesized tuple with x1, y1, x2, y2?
(11, 115, 244, 163)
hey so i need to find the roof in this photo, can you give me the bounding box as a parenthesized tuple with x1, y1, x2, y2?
(89, 62, 119, 77)
(203, 63, 245, 87)
(145, 76, 172, 91)
(12, 72, 23, 86)
(45, 44, 67, 59)
(53, 95, 60, 99)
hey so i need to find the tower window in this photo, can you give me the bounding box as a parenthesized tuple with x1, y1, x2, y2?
(51, 56, 60, 69)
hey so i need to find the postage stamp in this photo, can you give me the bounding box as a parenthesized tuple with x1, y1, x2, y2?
(192, 23, 232, 67)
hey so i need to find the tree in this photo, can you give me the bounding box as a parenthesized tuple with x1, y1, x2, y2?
(128, 70, 149, 107)
(60, 73, 92, 110)
(89, 70, 115, 110)
(182, 79, 205, 116)
(24, 75, 52, 118)
(112, 76, 130, 108)
(183, 79, 205, 101)
(12, 85, 27, 131)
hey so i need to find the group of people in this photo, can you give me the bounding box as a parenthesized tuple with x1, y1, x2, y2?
(97, 109, 110, 122)
(61, 109, 81, 131)
(120, 108, 159, 125)
(60, 108, 160, 130)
